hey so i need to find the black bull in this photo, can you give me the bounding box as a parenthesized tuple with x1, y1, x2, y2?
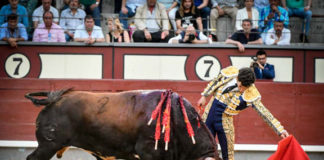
(25, 89, 220, 160)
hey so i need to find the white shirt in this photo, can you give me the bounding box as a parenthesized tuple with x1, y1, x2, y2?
(265, 28, 291, 45)
(32, 6, 59, 24)
(236, 7, 259, 30)
(146, 8, 160, 33)
(74, 25, 104, 39)
(60, 8, 86, 33)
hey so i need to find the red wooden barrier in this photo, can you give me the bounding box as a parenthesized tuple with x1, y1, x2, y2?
(0, 78, 323, 145)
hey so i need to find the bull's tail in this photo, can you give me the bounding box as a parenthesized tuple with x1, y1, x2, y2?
(25, 88, 72, 106)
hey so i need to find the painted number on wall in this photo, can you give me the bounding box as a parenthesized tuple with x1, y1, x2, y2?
(5, 53, 30, 78)
(195, 55, 221, 81)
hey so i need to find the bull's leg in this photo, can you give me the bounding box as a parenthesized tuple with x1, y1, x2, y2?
(56, 146, 69, 158)
(26, 144, 61, 160)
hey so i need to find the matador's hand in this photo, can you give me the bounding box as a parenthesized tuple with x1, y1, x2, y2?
(197, 96, 206, 107)
(280, 131, 289, 139)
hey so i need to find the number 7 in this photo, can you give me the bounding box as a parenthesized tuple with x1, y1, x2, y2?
(13, 58, 23, 75)
(204, 60, 213, 78)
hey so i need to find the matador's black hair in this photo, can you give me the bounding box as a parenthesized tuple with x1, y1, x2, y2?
(238, 67, 255, 87)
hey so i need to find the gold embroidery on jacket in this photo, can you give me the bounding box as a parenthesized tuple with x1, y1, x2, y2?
(222, 113, 235, 160)
(252, 99, 285, 135)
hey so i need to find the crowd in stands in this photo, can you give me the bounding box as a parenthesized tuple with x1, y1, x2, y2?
(0, 0, 314, 48)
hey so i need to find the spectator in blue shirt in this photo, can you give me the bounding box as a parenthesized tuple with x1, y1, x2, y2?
(0, 13, 27, 48)
(0, 0, 28, 28)
(259, 0, 288, 41)
(251, 49, 275, 79)
(254, 0, 269, 13)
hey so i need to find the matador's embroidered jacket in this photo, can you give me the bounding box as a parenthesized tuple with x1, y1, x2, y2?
(201, 66, 286, 135)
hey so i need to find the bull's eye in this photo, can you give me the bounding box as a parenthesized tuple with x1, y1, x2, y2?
(43, 124, 57, 141)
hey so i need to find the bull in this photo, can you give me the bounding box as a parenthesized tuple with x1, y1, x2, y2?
(25, 88, 220, 160)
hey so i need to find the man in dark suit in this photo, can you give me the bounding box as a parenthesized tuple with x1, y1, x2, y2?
(251, 49, 275, 79)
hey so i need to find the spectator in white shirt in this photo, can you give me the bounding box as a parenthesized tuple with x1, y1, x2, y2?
(32, 0, 59, 29)
(74, 15, 105, 44)
(265, 20, 290, 45)
(236, 0, 259, 30)
(132, 0, 171, 42)
(60, 0, 86, 41)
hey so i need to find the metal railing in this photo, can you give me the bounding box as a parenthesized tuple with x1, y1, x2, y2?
(0, 14, 323, 43)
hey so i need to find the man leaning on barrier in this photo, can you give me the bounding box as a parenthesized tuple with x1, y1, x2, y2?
(225, 19, 262, 52)
(132, 0, 172, 42)
(0, 13, 27, 48)
(74, 15, 105, 44)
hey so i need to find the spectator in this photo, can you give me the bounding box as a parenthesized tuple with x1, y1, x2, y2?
(236, 0, 259, 30)
(226, 19, 262, 52)
(32, 0, 59, 29)
(168, 25, 210, 44)
(175, 0, 203, 34)
(265, 20, 290, 45)
(158, 0, 180, 32)
(106, 17, 130, 43)
(210, 0, 238, 41)
(79, 0, 101, 26)
(194, 0, 210, 32)
(281, 0, 312, 43)
(33, 11, 65, 42)
(0, 13, 27, 48)
(259, 0, 288, 40)
(132, 0, 172, 42)
(119, 0, 146, 29)
(254, 0, 269, 13)
(0, 0, 28, 28)
(19, 0, 38, 40)
(250, 49, 275, 79)
(60, 0, 86, 41)
(74, 15, 105, 44)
